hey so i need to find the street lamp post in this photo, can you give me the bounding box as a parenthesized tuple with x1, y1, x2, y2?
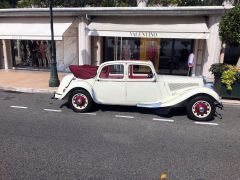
(49, 0, 60, 87)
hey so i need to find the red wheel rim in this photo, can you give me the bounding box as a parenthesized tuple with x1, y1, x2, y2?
(72, 93, 88, 110)
(192, 100, 211, 118)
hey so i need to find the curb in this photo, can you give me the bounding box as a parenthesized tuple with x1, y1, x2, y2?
(0, 86, 56, 94)
(221, 99, 240, 106)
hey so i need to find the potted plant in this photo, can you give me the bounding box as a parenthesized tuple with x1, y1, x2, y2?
(210, 63, 240, 99)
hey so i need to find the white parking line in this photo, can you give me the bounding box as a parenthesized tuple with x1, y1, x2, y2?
(153, 118, 174, 122)
(194, 122, 219, 126)
(115, 115, 135, 119)
(82, 113, 97, 115)
(43, 109, 62, 113)
(10, 106, 28, 109)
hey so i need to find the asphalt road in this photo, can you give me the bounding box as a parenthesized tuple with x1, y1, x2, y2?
(0, 90, 240, 180)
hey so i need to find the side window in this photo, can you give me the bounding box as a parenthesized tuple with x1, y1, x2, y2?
(99, 64, 124, 79)
(128, 65, 153, 79)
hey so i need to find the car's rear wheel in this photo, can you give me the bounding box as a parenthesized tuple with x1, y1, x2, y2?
(186, 96, 216, 121)
(68, 89, 93, 113)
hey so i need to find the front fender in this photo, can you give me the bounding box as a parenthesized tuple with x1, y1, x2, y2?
(58, 80, 94, 100)
(160, 87, 221, 107)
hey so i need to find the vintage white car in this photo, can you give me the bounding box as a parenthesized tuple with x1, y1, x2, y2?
(53, 60, 223, 121)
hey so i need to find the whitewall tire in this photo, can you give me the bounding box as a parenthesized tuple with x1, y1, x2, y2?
(68, 90, 93, 113)
(186, 96, 216, 121)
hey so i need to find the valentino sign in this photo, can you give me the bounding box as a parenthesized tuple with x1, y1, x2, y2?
(130, 31, 158, 38)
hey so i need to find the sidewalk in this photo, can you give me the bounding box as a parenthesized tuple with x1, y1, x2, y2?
(0, 69, 68, 94)
(0, 69, 239, 105)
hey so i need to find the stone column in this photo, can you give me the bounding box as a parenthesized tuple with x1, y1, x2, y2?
(202, 15, 222, 81)
(78, 17, 91, 65)
(194, 39, 206, 77)
(92, 36, 103, 66)
(2, 40, 12, 69)
(0, 40, 3, 69)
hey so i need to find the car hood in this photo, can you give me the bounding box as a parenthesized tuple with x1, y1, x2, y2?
(158, 75, 204, 91)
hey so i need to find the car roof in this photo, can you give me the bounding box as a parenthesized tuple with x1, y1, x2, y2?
(101, 60, 153, 66)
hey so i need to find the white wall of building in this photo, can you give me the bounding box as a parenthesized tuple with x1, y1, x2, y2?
(202, 15, 222, 81)
(56, 23, 78, 72)
(79, 17, 91, 65)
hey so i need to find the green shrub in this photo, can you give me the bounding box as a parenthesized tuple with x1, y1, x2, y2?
(209, 63, 240, 91)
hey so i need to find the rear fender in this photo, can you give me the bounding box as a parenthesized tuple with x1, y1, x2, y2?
(58, 80, 94, 100)
(160, 87, 221, 107)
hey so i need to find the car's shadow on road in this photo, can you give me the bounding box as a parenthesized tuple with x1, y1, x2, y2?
(94, 104, 188, 118)
(59, 101, 188, 118)
(60, 102, 219, 121)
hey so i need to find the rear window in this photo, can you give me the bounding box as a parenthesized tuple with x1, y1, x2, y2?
(99, 64, 124, 79)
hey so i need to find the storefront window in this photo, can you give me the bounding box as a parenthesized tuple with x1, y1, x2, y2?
(104, 37, 115, 61)
(103, 37, 193, 76)
(12, 40, 51, 69)
(159, 39, 192, 75)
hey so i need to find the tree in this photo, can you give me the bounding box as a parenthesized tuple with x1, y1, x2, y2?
(219, 5, 240, 67)
(0, 0, 17, 8)
(16, 0, 136, 7)
(148, 0, 225, 6)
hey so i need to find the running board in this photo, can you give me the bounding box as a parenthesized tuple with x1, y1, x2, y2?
(137, 102, 162, 108)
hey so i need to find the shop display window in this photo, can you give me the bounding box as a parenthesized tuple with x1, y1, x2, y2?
(103, 37, 193, 76)
(159, 39, 193, 75)
(12, 40, 51, 69)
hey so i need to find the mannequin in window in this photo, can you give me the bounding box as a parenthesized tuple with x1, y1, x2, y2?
(132, 41, 140, 60)
(147, 41, 157, 66)
(39, 41, 49, 67)
(122, 40, 131, 60)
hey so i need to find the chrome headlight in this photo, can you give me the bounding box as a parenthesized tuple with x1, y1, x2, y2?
(203, 76, 214, 89)
(204, 82, 214, 89)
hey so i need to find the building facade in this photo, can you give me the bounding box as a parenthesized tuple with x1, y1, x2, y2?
(0, 6, 233, 80)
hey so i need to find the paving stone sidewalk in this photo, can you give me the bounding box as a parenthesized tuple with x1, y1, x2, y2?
(0, 69, 67, 94)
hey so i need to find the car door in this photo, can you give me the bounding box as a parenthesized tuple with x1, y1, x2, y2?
(126, 64, 161, 104)
(93, 63, 126, 105)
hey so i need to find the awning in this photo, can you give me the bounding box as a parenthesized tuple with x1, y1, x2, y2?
(0, 17, 73, 40)
(87, 16, 209, 39)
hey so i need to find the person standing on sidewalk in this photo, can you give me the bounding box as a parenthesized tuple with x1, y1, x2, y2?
(187, 52, 195, 76)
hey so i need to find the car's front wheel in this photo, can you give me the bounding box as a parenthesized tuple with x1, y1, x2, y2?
(68, 89, 93, 113)
(186, 96, 216, 121)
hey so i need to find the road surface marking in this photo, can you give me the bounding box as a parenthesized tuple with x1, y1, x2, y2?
(82, 113, 97, 115)
(194, 122, 219, 126)
(10, 106, 28, 109)
(115, 115, 134, 119)
(44, 109, 62, 112)
(153, 118, 174, 122)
